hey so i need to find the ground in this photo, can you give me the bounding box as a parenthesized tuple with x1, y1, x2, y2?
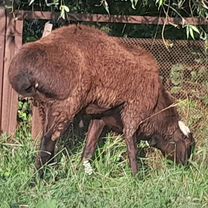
(0, 98, 208, 208)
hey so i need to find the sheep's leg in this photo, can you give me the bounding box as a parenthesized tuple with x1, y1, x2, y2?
(35, 105, 61, 171)
(82, 119, 105, 174)
(102, 114, 123, 132)
(85, 104, 110, 115)
(121, 107, 141, 175)
(84, 106, 139, 175)
(124, 132, 138, 175)
(82, 119, 105, 161)
(36, 99, 81, 171)
(82, 113, 123, 174)
(36, 106, 69, 169)
(35, 130, 56, 171)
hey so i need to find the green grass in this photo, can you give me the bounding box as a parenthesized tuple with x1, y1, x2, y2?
(1, 99, 208, 208)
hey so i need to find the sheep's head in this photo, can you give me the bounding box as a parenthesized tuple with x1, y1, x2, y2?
(148, 120, 195, 165)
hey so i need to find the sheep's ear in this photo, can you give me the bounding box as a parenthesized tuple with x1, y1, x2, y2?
(35, 82, 39, 88)
(178, 121, 190, 136)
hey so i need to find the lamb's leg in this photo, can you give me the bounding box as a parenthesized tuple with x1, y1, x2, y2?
(82, 119, 105, 175)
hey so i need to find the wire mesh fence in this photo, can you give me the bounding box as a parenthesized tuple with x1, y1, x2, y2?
(119, 38, 208, 103)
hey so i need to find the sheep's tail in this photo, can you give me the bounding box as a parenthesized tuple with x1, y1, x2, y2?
(9, 73, 36, 97)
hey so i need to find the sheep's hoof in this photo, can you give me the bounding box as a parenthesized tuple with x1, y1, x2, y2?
(83, 160, 93, 175)
(35, 155, 54, 178)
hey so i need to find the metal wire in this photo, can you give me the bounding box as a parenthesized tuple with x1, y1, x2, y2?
(118, 38, 208, 101)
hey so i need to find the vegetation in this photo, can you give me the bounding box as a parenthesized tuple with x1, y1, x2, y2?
(2, 0, 208, 40)
(0, 98, 208, 208)
(0, 1, 207, 207)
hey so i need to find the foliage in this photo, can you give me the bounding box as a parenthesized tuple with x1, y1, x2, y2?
(3, 0, 208, 40)
(0, 98, 208, 208)
(169, 62, 208, 106)
(18, 99, 31, 123)
(170, 64, 184, 86)
(185, 25, 200, 40)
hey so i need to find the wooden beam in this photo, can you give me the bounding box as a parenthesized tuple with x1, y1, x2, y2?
(14, 10, 208, 26)
(1, 14, 16, 134)
(0, 8, 6, 133)
(0, 9, 6, 58)
(8, 20, 23, 134)
(1, 12, 23, 135)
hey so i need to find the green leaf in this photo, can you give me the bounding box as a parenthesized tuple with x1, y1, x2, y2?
(130, 0, 136, 9)
(62, 5, 70, 12)
(190, 28, 194, 39)
(202, 0, 208, 9)
(156, 0, 166, 7)
(18, 101, 23, 109)
(200, 31, 207, 40)
(130, 0, 139, 9)
(186, 26, 189, 39)
(59, 5, 70, 19)
(189, 25, 200, 34)
(103, 0, 110, 15)
(36, 199, 57, 208)
(45, 0, 59, 6)
(186, 25, 200, 39)
(29, 0, 35, 6)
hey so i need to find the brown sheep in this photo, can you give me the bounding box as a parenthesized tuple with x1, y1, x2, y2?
(8, 25, 195, 175)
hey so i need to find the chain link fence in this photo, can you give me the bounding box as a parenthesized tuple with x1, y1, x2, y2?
(119, 38, 208, 103)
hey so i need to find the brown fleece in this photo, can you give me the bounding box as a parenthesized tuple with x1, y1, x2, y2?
(8, 25, 195, 174)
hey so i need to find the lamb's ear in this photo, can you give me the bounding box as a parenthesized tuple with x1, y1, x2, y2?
(178, 121, 191, 136)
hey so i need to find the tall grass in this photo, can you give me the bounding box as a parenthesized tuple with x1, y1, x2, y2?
(0, 99, 208, 208)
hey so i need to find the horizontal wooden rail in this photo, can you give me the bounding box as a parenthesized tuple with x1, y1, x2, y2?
(13, 10, 208, 26)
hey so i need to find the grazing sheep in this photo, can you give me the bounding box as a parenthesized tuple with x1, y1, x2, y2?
(8, 25, 195, 175)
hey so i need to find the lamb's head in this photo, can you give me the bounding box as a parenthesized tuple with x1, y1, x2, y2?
(147, 118, 195, 165)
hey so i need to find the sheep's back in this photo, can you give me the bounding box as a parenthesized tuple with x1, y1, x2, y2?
(9, 24, 160, 111)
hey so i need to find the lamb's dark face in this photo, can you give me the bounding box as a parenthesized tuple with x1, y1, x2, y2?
(149, 121, 195, 165)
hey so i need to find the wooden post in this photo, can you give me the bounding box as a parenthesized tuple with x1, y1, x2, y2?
(0, 8, 6, 133)
(9, 20, 24, 132)
(32, 22, 53, 139)
(1, 9, 23, 135)
(1, 11, 16, 134)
